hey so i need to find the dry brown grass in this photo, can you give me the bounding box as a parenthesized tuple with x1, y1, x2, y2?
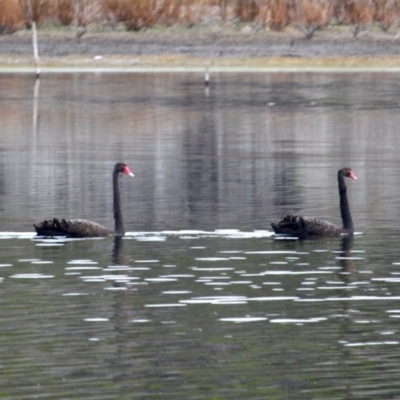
(257, 0, 291, 31)
(0, 0, 25, 34)
(338, 0, 375, 36)
(293, 0, 334, 39)
(57, 0, 74, 26)
(217, 0, 231, 22)
(0, 0, 399, 38)
(76, 0, 103, 27)
(157, 0, 182, 26)
(234, 0, 259, 22)
(374, 0, 400, 31)
(180, 0, 208, 27)
(103, 0, 163, 31)
(30, 0, 52, 25)
(334, 0, 349, 23)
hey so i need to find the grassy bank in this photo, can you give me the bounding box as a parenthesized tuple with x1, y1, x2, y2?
(2, 1, 400, 71)
(2, 52, 400, 72)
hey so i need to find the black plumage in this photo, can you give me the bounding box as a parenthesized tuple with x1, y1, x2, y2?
(271, 167, 357, 239)
(34, 163, 134, 238)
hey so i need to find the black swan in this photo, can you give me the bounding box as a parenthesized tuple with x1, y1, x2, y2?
(34, 163, 134, 237)
(271, 167, 357, 238)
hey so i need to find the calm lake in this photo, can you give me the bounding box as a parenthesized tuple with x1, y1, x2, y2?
(1, 71, 400, 399)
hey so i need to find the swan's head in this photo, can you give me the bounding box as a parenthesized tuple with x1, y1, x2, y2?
(115, 163, 134, 177)
(340, 167, 357, 180)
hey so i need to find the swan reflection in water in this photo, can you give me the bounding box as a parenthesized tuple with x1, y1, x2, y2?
(112, 236, 125, 266)
(34, 163, 134, 238)
(271, 168, 357, 239)
(339, 234, 354, 276)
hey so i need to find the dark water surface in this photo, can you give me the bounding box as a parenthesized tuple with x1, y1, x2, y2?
(1, 72, 400, 399)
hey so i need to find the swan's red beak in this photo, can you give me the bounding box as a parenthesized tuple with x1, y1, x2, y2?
(122, 166, 134, 177)
(348, 170, 357, 180)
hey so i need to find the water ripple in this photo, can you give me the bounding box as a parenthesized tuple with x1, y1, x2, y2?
(219, 317, 268, 323)
(270, 317, 327, 324)
(296, 296, 400, 302)
(344, 341, 399, 347)
(10, 273, 54, 279)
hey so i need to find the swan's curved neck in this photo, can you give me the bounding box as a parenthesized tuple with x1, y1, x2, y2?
(338, 173, 353, 231)
(113, 171, 125, 235)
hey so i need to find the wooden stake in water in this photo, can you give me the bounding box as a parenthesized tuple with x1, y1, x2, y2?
(26, 0, 40, 79)
(204, 63, 210, 88)
(32, 78, 40, 137)
(32, 20, 40, 79)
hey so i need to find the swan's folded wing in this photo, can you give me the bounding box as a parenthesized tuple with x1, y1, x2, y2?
(300, 217, 342, 237)
(34, 218, 112, 237)
(61, 219, 113, 237)
(271, 215, 308, 237)
(271, 215, 343, 238)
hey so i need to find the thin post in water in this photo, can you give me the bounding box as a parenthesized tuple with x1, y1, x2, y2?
(204, 63, 210, 88)
(26, 0, 40, 79)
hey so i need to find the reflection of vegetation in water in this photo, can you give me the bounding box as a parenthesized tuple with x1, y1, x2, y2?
(1, 0, 399, 39)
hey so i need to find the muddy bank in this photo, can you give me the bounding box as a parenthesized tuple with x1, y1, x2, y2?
(1, 28, 400, 69)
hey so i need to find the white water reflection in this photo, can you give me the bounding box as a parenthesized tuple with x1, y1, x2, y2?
(270, 317, 327, 324)
(10, 273, 54, 279)
(68, 260, 98, 264)
(62, 292, 89, 296)
(144, 303, 187, 307)
(84, 318, 109, 322)
(296, 296, 400, 301)
(344, 341, 399, 347)
(219, 317, 268, 323)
